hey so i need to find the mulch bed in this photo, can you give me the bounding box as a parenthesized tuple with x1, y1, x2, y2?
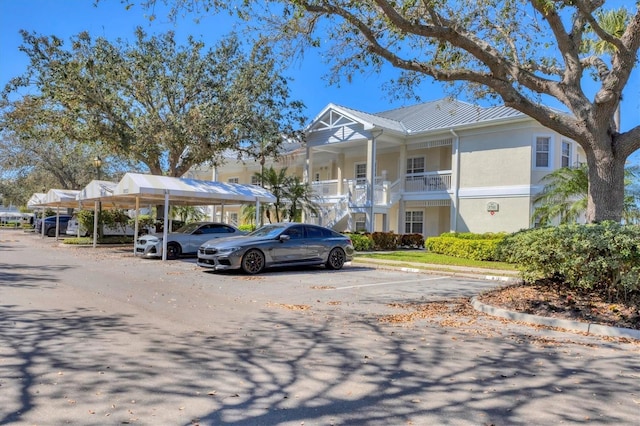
(478, 280, 640, 330)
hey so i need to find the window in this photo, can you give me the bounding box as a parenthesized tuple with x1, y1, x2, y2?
(354, 213, 366, 232)
(284, 225, 305, 239)
(405, 211, 423, 234)
(535, 137, 550, 168)
(228, 177, 239, 184)
(406, 157, 425, 174)
(355, 163, 367, 185)
(305, 225, 324, 239)
(251, 175, 260, 185)
(561, 141, 572, 167)
(229, 213, 238, 226)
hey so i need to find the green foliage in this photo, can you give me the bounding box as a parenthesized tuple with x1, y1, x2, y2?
(238, 224, 256, 232)
(4, 29, 305, 178)
(425, 233, 505, 261)
(438, 232, 507, 240)
(498, 223, 640, 300)
(255, 166, 319, 223)
(347, 233, 374, 251)
(172, 205, 205, 223)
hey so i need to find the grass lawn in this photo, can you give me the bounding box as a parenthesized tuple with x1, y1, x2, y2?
(355, 251, 517, 271)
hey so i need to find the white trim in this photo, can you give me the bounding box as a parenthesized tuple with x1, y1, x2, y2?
(561, 140, 573, 167)
(406, 155, 426, 174)
(459, 185, 533, 198)
(533, 134, 554, 170)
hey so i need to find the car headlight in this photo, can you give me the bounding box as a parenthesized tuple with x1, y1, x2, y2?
(217, 246, 242, 254)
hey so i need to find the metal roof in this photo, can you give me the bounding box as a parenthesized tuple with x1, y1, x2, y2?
(314, 98, 527, 135)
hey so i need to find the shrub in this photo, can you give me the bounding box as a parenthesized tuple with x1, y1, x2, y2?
(238, 224, 256, 233)
(400, 233, 424, 248)
(498, 222, 640, 300)
(425, 232, 505, 261)
(371, 232, 400, 250)
(347, 232, 374, 251)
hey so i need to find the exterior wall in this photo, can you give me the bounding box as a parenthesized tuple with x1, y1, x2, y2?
(459, 124, 535, 188)
(456, 196, 531, 233)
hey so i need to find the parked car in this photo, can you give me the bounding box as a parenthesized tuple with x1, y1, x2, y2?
(135, 222, 244, 259)
(197, 222, 354, 274)
(66, 214, 152, 237)
(35, 215, 73, 237)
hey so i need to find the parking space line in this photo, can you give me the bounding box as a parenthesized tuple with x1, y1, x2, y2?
(331, 276, 447, 290)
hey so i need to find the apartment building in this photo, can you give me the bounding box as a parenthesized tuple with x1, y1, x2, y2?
(189, 98, 584, 237)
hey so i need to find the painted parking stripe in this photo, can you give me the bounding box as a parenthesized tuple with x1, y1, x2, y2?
(332, 276, 446, 290)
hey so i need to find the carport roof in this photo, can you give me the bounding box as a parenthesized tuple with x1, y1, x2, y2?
(75, 180, 139, 209)
(42, 188, 81, 208)
(109, 173, 276, 205)
(27, 193, 47, 209)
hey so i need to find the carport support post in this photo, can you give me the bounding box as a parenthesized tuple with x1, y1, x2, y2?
(133, 196, 140, 255)
(93, 201, 99, 248)
(161, 191, 169, 261)
(55, 208, 60, 241)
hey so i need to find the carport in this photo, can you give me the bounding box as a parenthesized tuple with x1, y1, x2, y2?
(76, 180, 136, 248)
(27, 193, 47, 226)
(37, 189, 81, 240)
(103, 173, 276, 260)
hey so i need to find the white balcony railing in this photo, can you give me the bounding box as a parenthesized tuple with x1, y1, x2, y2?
(404, 171, 452, 192)
(311, 172, 452, 209)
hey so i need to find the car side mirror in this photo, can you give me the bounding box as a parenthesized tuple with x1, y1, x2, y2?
(193, 230, 203, 234)
(279, 234, 290, 242)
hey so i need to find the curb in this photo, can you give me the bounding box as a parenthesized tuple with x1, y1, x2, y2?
(352, 258, 640, 340)
(471, 297, 640, 340)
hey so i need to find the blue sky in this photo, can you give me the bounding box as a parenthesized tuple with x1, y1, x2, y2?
(1, 0, 638, 163)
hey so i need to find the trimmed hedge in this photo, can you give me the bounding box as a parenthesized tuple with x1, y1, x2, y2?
(425, 232, 506, 261)
(498, 222, 640, 299)
(348, 233, 374, 251)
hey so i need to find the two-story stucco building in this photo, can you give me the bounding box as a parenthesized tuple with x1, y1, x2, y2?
(188, 98, 584, 237)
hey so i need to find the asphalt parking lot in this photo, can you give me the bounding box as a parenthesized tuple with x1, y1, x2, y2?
(1, 229, 639, 425)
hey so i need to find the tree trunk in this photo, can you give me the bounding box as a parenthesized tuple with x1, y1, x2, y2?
(585, 148, 626, 223)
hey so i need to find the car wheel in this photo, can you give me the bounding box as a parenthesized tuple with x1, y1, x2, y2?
(166, 242, 182, 259)
(326, 247, 346, 270)
(46, 228, 56, 237)
(241, 249, 265, 274)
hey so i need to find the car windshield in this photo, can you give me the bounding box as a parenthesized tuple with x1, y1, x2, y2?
(174, 223, 202, 234)
(247, 224, 287, 239)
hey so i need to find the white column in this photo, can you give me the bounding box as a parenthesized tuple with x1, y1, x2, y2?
(366, 135, 377, 232)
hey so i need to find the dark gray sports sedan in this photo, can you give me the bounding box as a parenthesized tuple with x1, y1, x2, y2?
(197, 222, 354, 274)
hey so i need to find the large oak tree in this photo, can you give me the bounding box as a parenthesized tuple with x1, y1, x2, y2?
(2, 28, 305, 177)
(139, 0, 640, 222)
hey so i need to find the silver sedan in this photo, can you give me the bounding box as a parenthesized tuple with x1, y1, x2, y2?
(135, 222, 244, 259)
(197, 223, 354, 274)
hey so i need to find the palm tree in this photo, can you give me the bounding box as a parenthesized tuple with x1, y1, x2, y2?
(285, 176, 319, 222)
(254, 166, 291, 223)
(533, 164, 589, 226)
(533, 164, 640, 226)
(582, 8, 629, 131)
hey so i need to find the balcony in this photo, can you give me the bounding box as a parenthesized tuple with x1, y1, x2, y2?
(404, 171, 452, 192)
(311, 171, 452, 207)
